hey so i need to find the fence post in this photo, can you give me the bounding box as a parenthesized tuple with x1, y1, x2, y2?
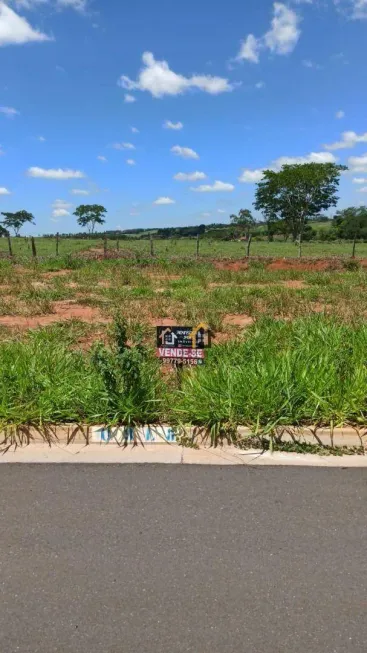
(352, 238, 356, 259)
(116, 236, 120, 251)
(196, 234, 200, 258)
(246, 234, 252, 258)
(7, 236, 13, 258)
(56, 232, 59, 256)
(150, 233, 154, 257)
(103, 236, 107, 259)
(31, 236, 37, 260)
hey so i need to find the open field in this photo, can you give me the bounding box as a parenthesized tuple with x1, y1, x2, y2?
(1, 236, 367, 259)
(1, 255, 367, 439)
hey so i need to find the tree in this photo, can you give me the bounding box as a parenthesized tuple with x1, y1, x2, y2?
(254, 163, 347, 256)
(0, 225, 9, 237)
(73, 205, 107, 234)
(333, 206, 367, 257)
(230, 209, 255, 239)
(1, 210, 35, 236)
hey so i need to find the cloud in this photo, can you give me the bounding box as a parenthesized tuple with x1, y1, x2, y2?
(126, 158, 135, 165)
(71, 189, 89, 195)
(153, 196, 175, 205)
(202, 212, 211, 217)
(164, 120, 183, 130)
(324, 130, 367, 150)
(235, 3, 301, 64)
(113, 142, 135, 150)
(236, 34, 260, 63)
(255, 81, 265, 89)
(0, 145, 4, 155)
(239, 168, 265, 183)
(118, 51, 233, 98)
(217, 209, 227, 214)
(27, 166, 85, 179)
(302, 59, 322, 69)
(353, 177, 367, 183)
(124, 94, 136, 103)
(334, 0, 367, 20)
(0, 186, 10, 195)
(13, 0, 88, 9)
(0, 3, 51, 46)
(171, 145, 199, 159)
(52, 208, 70, 217)
(0, 105, 19, 117)
(335, 110, 345, 119)
(174, 171, 207, 181)
(131, 126, 139, 133)
(348, 153, 367, 173)
(37, 135, 46, 141)
(97, 155, 107, 162)
(56, 0, 88, 10)
(239, 151, 337, 183)
(191, 180, 235, 193)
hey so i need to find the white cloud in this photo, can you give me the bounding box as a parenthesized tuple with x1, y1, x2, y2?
(0, 3, 51, 46)
(324, 131, 367, 150)
(0, 105, 19, 117)
(118, 51, 233, 98)
(255, 81, 265, 89)
(52, 198, 72, 210)
(37, 135, 46, 141)
(264, 3, 301, 54)
(171, 145, 199, 159)
(71, 189, 89, 195)
(174, 171, 207, 181)
(56, 0, 88, 10)
(153, 196, 175, 205)
(217, 209, 227, 214)
(235, 3, 301, 64)
(239, 151, 337, 183)
(27, 166, 85, 179)
(202, 212, 211, 217)
(352, 177, 367, 183)
(164, 120, 183, 130)
(126, 158, 135, 165)
(130, 210, 140, 216)
(131, 126, 139, 133)
(52, 208, 70, 217)
(124, 94, 136, 103)
(13, 0, 88, 9)
(357, 186, 367, 192)
(335, 110, 345, 119)
(97, 155, 107, 162)
(0, 186, 10, 195)
(302, 59, 322, 69)
(191, 180, 235, 193)
(239, 168, 265, 183)
(348, 153, 367, 173)
(113, 142, 135, 150)
(236, 34, 260, 63)
(334, 0, 367, 20)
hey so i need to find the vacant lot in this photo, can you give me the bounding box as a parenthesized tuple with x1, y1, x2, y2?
(0, 254, 367, 439)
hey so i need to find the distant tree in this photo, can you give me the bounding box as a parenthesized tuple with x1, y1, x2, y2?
(73, 205, 107, 234)
(1, 210, 35, 236)
(230, 209, 255, 239)
(254, 163, 347, 256)
(0, 225, 9, 237)
(333, 206, 367, 256)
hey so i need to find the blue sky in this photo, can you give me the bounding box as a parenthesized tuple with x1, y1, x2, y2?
(1, 0, 367, 234)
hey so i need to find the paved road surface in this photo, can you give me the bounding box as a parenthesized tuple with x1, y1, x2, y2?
(0, 465, 366, 653)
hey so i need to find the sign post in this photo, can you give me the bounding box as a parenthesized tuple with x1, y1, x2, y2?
(156, 323, 211, 367)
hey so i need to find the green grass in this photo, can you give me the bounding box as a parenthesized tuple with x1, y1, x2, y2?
(1, 236, 367, 259)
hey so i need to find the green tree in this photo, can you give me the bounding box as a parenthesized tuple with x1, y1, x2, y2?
(1, 210, 35, 236)
(73, 205, 107, 234)
(254, 163, 347, 256)
(0, 225, 9, 237)
(230, 209, 255, 238)
(333, 206, 367, 257)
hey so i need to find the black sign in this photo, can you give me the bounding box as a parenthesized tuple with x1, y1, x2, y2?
(156, 324, 211, 349)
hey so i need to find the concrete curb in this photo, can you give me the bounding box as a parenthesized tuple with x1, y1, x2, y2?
(0, 424, 366, 449)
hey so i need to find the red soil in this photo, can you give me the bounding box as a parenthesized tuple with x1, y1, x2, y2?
(0, 301, 111, 329)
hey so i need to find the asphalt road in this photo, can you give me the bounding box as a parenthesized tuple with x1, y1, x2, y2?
(0, 465, 366, 653)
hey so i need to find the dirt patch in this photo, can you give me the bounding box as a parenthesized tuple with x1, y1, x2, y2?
(222, 314, 254, 327)
(148, 273, 182, 281)
(282, 280, 308, 289)
(97, 280, 111, 288)
(0, 300, 111, 329)
(0, 285, 11, 292)
(149, 317, 178, 327)
(43, 270, 71, 278)
(31, 281, 49, 289)
(267, 260, 333, 272)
